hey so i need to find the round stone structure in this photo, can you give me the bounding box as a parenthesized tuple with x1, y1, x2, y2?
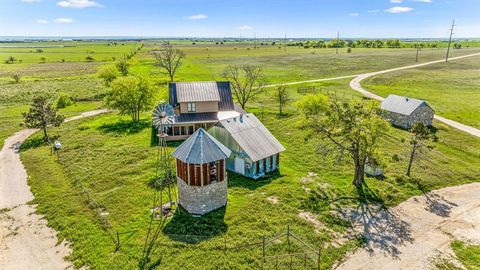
(171, 128, 232, 215)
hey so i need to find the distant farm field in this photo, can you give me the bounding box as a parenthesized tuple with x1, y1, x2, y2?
(363, 55, 480, 129)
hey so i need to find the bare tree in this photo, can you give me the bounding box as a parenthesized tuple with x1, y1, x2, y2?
(406, 122, 436, 176)
(153, 44, 186, 82)
(222, 65, 267, 110)
(274, 85, 291, 116)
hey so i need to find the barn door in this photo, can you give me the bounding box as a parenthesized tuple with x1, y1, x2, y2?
(234, 157, 245, 175)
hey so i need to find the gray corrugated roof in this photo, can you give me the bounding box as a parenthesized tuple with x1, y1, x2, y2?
(169, 82, 235, 111)
(218, 113, 285, 162)
(176, 82, 221, 102)
(171, 128, 231, 164)
(381, 94, 431, 115)
(175, 112, 218, 124)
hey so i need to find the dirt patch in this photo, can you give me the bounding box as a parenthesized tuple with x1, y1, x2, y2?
(267, 196, 279, 205)
(298, 211, 325, 233)
(336, 183, 480, 270)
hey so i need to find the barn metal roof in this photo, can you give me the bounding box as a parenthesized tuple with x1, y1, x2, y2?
(171, 128, 231, 164)
(169, 82, 235, 111)
(381, 94, 432, 116)
(218, 113, 285, 162)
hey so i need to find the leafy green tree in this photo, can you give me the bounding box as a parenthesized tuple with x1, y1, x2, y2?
(274, 85, 291, 116)
(406, 122, 437, 176)
(98, 65, 118, 86)
(298, 95, 389, 187)
(40, 56, 46, 63)
(85, 55, 95, 62)
(5, 56, 16, 64)
(222, 65, 266, 110)
(116, 59, 129, 76)
(56, 93, 73, 108)
(22, 95, 64, 142)
(104, 76, 157, 123)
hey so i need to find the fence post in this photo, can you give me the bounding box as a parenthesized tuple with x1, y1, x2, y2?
(304, 253, 307, 267)
(262, 236, 266, 261)
(224, 237, 227, 253)
(287, 225, 290, 247)
(115, 230, 120, 251)
(289, 254, 292, 270)
(317, 247, 321, 270)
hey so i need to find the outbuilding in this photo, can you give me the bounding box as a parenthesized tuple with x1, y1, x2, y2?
(208, 113, 285, 179)
(172, 128, 232, 215)
(381, 94, 434, 129)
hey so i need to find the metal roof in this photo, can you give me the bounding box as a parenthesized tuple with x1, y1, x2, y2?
(381, 94, 432, 116)
(218, 113, 285, 162)
(169, 82, 235, 111)
(175, 112, 218, 124)
(171, 128, 231, 164)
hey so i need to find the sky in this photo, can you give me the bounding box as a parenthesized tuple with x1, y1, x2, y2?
(0, 0, 479, 38)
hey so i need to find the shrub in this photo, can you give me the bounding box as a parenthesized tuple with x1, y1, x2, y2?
(56, 93, 73, 108)
(11, 73, 22, 83)
(347, 47, 352, 53)
(36, 49, 44, 53)
(40, 57, 46, 63)
(85, 55, 95, 62)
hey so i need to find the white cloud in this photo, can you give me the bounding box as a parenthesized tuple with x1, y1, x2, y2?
(390, 0, 403, 3)
(57, 0, 102, 8)
(367, 9, 380, 13)
(412, 0, 432, 2)
(21, 0, 41, 2)
(385, 6, 414, 13)
(36, 19, 48, 24)
(53, 18, 75, 23)
(349, 13, 360, 16)
(238, 25, 253, 31)
(186, 14, 208, 20)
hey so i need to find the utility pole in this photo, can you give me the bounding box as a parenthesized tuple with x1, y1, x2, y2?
(284, 33, 287, 52)
(415, 46, 420, 62)
(254, 32, 256, 49)
(336, 31, 340, 54)
(446, 19, 455, 62)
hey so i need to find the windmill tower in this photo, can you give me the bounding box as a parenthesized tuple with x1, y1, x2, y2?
(152, 103, 176, 212)
(171, 128, 231, 215)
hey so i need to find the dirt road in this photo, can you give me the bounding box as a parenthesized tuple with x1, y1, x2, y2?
(349, 53, 480, 137)
(0, 109, 108, 270)
(336, 183, 480, 269)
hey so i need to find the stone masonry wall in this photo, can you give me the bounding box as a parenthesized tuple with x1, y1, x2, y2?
(383, 104, 434, 129)
(177, 177, 228, 215)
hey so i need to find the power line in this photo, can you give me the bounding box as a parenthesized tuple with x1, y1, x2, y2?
(446, 19, 455, 63)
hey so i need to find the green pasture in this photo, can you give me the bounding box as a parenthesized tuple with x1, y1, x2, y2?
(363, 55, 480, 129)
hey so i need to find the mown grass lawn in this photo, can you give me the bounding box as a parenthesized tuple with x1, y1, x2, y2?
(20, 82, 480, 269)
(362, 55, 480, 129)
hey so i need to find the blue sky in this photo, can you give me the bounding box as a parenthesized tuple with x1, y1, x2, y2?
(1, 0, 479, 38)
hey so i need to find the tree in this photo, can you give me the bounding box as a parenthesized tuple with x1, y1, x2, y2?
(11, 73, 22, 83)
(406, 122, 436, 176)
(104, 76, 157, 123)
(222, 65, 266, 110)
(298, 95, 389, 187)
(22, 95, 64, 142)
(98, 65, 118, 86)
(274, 85, 291, 116)
(5, 56, 16, 64)
(116, 59, 129, 76)
(153, 44, 186, 81)
(40, 56, 46, 63)
(85, 55, 95, 62)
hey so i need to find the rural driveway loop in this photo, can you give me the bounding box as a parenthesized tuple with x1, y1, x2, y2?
(0, 109, 108, 270)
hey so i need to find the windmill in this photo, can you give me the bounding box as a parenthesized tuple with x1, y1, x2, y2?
(152, 103, 176, 214)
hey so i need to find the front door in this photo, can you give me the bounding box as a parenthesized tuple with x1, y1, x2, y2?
(234, 157, 245, 175)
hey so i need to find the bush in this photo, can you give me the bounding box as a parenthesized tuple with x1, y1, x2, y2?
(11, 73, 22, 83)
(85, 55, 95, 62)
(347, 47, 352, 53)
(36, 49, 44, 53)
(56, 93, 73, 108)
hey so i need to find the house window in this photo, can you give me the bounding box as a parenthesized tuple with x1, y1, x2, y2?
(187, 102, 196, 112)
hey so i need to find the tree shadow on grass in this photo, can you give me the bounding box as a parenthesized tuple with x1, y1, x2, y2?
(163, 205, 227, 244)
(18, 135, 60, 152)
(227, 170, 283, 190)
(414, 179, 457, 218)
(98, 119, 150, 135)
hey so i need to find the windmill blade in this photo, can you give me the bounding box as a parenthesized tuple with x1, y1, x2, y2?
(152, 103, 175, 129)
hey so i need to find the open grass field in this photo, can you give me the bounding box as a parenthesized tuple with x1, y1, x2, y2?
(362, 55, 480, 129)
(19, 79, 480, 268)
(2, 40, 480, 269)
